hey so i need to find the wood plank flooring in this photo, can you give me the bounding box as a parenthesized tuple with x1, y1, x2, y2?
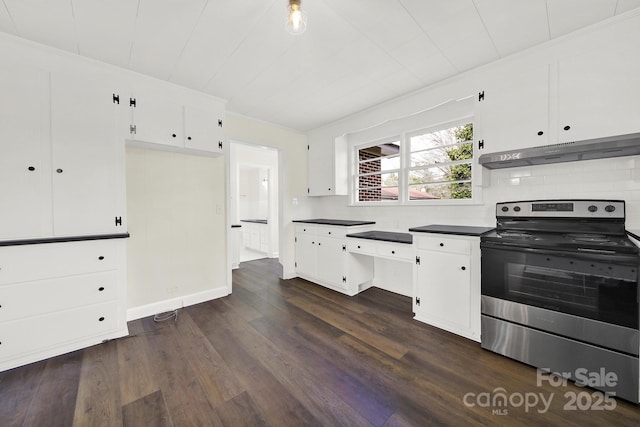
(1, 258, 639, 426)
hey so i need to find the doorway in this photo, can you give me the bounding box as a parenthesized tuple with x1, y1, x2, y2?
(229, 142, 279, 266)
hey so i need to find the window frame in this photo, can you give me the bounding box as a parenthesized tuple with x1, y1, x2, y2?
(349, 117, 477, 206)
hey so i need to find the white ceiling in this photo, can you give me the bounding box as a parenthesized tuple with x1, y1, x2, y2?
(1, 0, 639, 132)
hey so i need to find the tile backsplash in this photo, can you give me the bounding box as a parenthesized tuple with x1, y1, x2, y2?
(311, 155, 640, 231)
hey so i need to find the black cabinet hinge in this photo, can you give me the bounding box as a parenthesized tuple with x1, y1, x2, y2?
(218, 141, 223, 150)
(112, 94, 120, 104)
(218, 119, 223, 127)
(115, 216, 122, 226)
(415, 256, 420, 265)
(295, 262, 297, 268)
(307, 188, 310, 194)
(478, 139, 485, 150)
(130, 125, 137, 135)
(295, 237, 297, 243)
(342, 276, 346, 283)
(416, 297, 421, 306)
(342, 245, 346, 251)
(130, 97, 136, 107)
(307, 145, 310, 150)
(478, 91, 485, 102)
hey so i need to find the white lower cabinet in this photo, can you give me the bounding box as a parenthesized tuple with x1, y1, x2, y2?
(413, 234, 480, 342)
(294, 225, 373, 296)
(0, 239, 128, 371)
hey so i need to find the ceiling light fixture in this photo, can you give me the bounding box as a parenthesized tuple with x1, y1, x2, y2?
(286, 0, 307, 35)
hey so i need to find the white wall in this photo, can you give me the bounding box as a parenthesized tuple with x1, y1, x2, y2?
(126, 147, 227, 318)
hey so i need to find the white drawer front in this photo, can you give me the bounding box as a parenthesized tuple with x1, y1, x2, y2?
(416, 235, 471, 255)
(316, 226, 347, 239)
(0, 240, 118, 285)
(377, 242, 414, 261)
(295, 224, 316, 235)
(0, 301, 118, 361)
(347, 239, 377, 255)
(0, 271, 117, 322)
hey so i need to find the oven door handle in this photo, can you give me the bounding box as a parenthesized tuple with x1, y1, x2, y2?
(480, 241, 640, 264)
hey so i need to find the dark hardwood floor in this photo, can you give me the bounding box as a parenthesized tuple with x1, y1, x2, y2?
(1, 258, 639, 426)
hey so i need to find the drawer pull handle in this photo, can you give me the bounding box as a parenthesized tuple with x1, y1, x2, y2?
(439, 243, 444, 247)
(98, 317, 105, 322)
(357, 245, 361, 249)
(461, 266, 466, 271)
(28, 166, 36, 171)
(391, 250, 395, 254)
(98, 287, 105, 292)
(56, 168, 63, 174)
(328, 231, 331, 234)
(172, 133, 177, 138)
(98, 256, 105, 260)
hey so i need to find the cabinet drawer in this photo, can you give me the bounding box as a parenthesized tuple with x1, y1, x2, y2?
(316, 227, 347, 239)
(0, 301, 118, 361)
(416, 236, 471, 255)
(0, 271, 117, 322)
(347, 239, 377, 255)
(377, 242, 414, 261)
(0, 240, 118, 285)
(295, 224, 316, 234)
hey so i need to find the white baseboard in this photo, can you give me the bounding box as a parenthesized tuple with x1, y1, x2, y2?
(126, 287, 229, 321)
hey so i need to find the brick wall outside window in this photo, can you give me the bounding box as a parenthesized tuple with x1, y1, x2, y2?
(358, 151, 381, 201)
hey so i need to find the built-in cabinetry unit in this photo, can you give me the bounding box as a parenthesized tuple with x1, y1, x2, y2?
(307, 135, 348, 196)
(410, 226, 493, 342)
(0, 64, 130, 372)
(241, 220, 269, 254)
(127, 88, 226, 155)
(0, 67, 126, 240)
(0, 238, 128, 371)
(294, 221, 375, 295)
(475, 34, 640, 155)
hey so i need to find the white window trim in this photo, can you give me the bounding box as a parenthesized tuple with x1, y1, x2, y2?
(349, 117, 480, 206)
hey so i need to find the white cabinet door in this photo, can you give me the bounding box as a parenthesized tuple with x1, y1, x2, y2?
(295, 232, 317, 278)
(476, 64, 550, 154)
(415, 250, 472, 333)
(131, 90, 184, 147)
(50, 74, 125, 236)
(184, 103, 225, 153)
(316, 236, 347, 289)
(0, 65, 51, 239)
(307, 136, 348, 196)
(557, 39, 640, 143)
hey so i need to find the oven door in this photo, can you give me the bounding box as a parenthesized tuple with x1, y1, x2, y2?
(480, 242, 639, 330)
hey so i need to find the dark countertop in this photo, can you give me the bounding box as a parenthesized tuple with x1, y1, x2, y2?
(231, 224, 242, 228)
(0, 233, 130, 247)
(409, 224, 495, 236)
(293, 219, 376, 226)
(346, 230, 413, 244)
(628, 230, 640, 241)
(241, 219, 268, 224)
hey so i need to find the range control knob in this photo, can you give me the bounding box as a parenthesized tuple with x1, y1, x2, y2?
(513, 206, 521, 212)
(588, 205, 598, 213)
(605, 205, 616, 213)
(501, 206, 509, 212)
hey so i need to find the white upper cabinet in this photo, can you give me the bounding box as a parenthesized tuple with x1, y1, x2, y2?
(129, 89, 225, 155)
(50, 73, 126, 236)
(0, 65, 51, 240)
(476, 33, 640, 155)
(475, 64, 550, 154)
(130, 90, 184, 148)
(184, 103, 225, 154)
(307, 135, 348, 196)
(557, 37, 640, 143)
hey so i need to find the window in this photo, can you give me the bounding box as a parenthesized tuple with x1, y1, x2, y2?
(356, 138, 401, 202)
(352, 120, 474, 205)
(407, 122, 473, 201)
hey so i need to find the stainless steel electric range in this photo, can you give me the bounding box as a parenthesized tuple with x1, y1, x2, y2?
(480, 199, 639, 402)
